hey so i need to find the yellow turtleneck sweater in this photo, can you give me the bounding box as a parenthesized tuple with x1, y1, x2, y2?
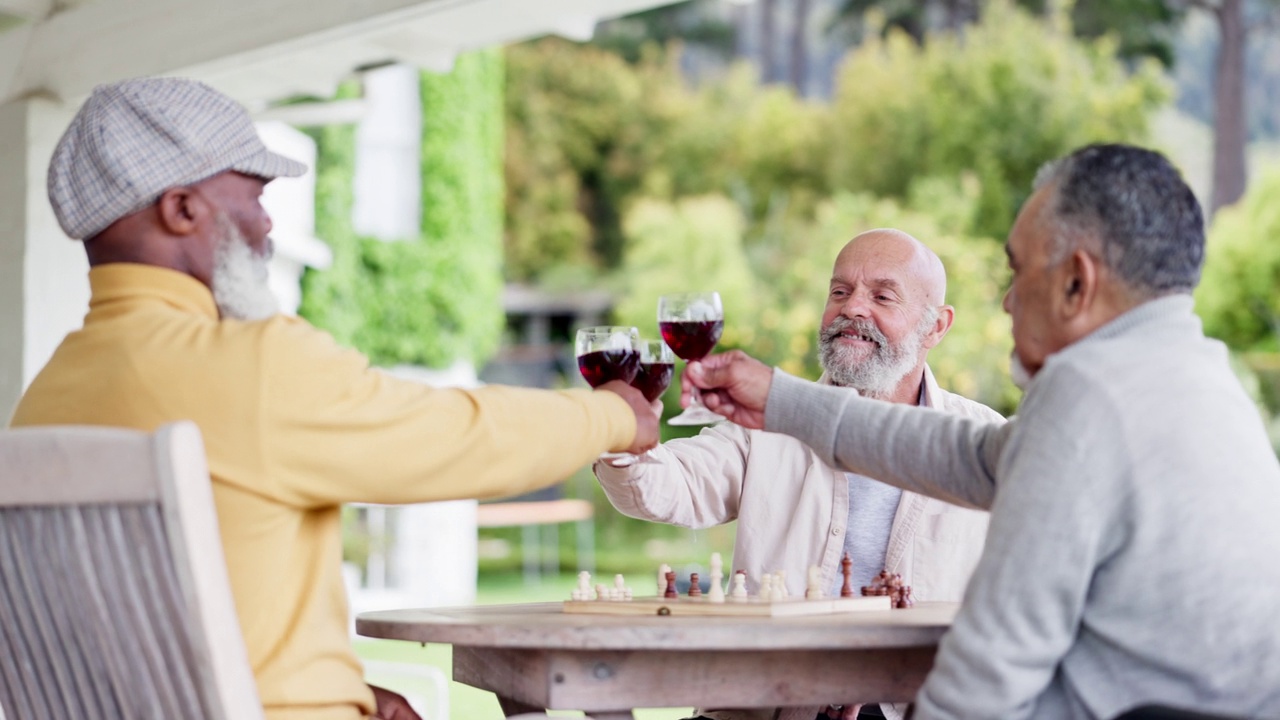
(10, 263, 636, 719)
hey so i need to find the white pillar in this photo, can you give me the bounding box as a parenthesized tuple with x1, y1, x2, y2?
(353, 64, 422, 242)
(0, 97, 88, 420)
(256, 121, 330, 316)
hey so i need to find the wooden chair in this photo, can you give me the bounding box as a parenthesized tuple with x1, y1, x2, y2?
(0, 422, 263, 720)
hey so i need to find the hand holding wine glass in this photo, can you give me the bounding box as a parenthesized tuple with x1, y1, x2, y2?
(658, 292, 724, 426)
(682, 349, 773, 430)
(575, 326, 654, 458)
(596, 338, 676, 467)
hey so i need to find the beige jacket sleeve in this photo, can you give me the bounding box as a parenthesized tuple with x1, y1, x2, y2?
(593, 422, 755, 528)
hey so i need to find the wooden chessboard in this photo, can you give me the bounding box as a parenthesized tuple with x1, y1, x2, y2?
(562, 594, 892, 617)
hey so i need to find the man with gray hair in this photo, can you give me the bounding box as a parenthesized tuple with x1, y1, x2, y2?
(595, 228, 1004, 720)
(684, 144, 1280, 718)
(9, 77, 659, 720)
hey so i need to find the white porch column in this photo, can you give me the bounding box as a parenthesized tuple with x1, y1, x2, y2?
(0, 97, 87, 420)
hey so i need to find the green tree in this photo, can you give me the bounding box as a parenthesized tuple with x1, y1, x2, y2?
(1197, 166, 1280, 352)
(827, 1, 1168, 238)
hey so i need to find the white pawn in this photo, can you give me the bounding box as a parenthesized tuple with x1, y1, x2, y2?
(773, 571, 788, 600)
(613, 574, 628, 601)
(595, 583, 609, 601)
(572, 570, 592, 601)
(730, 571, 748, 600)
(658, 563, 671, 596)
(708, 552, 725, 603)
(805, 566, 824, 600)
(759, 573, 773, 601)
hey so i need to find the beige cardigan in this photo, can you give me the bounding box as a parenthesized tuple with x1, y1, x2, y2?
(593, 366, 1003, 720)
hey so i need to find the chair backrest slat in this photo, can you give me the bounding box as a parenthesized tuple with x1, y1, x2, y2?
(0, 423, 263, 720)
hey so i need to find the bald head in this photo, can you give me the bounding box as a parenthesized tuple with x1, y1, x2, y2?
(834, 229, 947, 306)
(819, 228, 954, 404)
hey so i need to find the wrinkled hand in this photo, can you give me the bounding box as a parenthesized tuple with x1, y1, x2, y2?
(682, 351, 772, 429)
(369, 685, 421, 720)
(598, 380, 661, 454)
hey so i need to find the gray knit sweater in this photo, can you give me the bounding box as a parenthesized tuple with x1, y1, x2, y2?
(765, 295, 1280, 719)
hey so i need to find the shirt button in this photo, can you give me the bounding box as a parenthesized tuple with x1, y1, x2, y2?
(831, 527, 841, 536)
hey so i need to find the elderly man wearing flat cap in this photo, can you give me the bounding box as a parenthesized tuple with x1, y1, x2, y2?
(9, 77, 660, 720)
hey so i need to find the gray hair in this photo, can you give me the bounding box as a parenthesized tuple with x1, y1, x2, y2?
(1033, 144, 1205, 298)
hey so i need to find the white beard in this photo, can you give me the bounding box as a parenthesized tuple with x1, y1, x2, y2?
(211, 213, 279, 322)
(819, 314, 930, 399)
(1009, 351, 1033, 391)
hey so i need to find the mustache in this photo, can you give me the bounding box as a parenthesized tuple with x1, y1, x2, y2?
(820, 317, 887, 348)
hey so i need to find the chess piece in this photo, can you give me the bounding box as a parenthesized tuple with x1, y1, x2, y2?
(840, 554, 854, 597)
(595, 583, 608, 601)
(688, 572, 702, 597)
(572, 570, 592, 601)
(708, 552, 725, 603)
(805, 566, 823, 600)
(759, 573, 773, 601)
(615, 573, 627, 597)
(664, 571, 678, 599)
(775, 570, 788, 600)
(896, 586, 915, 609)
(730, 570, 748, 600)
(658, 563, 671, 596)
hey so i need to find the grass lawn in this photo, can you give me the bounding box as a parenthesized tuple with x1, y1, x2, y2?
(355, 571, 694, 720)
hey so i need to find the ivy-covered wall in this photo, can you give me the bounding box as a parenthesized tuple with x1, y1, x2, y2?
(300, 50, 505, 369)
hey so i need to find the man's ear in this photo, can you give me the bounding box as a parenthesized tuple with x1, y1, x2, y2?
(921, 304, 955, 350)
(1061, 248, 1099, 318)
(154, 187, 204, 236)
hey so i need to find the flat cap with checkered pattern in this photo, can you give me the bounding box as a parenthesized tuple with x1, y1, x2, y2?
(47, 77, 308, 240)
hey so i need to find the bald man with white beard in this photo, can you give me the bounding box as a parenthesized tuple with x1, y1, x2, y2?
(593, 229, 1005, 720)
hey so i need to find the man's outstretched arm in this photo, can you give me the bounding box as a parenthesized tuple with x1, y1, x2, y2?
(685, 351, 1008, 510)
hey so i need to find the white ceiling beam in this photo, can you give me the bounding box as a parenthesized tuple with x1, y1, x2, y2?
(2, 0, 479, 105)
(2, 0, 688, 108)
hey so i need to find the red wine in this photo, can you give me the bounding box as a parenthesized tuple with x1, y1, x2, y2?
(659, 320, 723, 360)
(631, 362, 674, 402)
(577, 349, 640, 387)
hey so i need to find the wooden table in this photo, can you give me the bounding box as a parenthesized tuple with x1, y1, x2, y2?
(357, 601, 958, 719)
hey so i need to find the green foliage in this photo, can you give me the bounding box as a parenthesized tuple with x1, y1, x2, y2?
(1196, 167, 1280, 353)
(827, 0, 1169, 238)
(1069, 0, 1184, 68)
(301, 51, 505, 368)
(503, 41, 835, 283)
(614, 195, 757, 348)
(503, 40, 654, 281)
(505, 4, 1166, 292)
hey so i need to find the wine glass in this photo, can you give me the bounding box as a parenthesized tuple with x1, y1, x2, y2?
(631, 339, 676, 403)
(575, 326, 641, 388)
(576, 326, 641, 461)
(658, 292, 724, 425)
